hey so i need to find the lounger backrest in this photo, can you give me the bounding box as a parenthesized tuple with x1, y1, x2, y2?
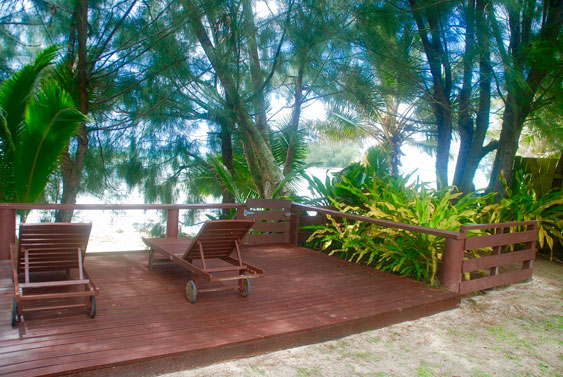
(182, 220, 254, 260)
(17, 223, 92, 273)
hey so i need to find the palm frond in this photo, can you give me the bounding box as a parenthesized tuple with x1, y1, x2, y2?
(15, 81, 88, 203)
(406, 139, 437, 157)
(0, 45, 59, 146)
(317, 106, 371, 141)
(207, 155, 242, 203)
(272, 162, 315, 199)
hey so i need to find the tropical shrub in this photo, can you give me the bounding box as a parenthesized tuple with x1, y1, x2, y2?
(304, 149, 493, 285)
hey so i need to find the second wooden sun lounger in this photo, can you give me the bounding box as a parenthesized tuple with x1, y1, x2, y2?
(10, 223, 99, 326)
(142, 220, 263, 303)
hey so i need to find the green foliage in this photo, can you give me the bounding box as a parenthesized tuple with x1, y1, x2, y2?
(305, 152, 562, 286)
(302, 146, 391, 206)
(0, 46, 87, 205)
(307, 182, 491, 286)
(305, 149, 494, 285)
(491, 172, 563, 259)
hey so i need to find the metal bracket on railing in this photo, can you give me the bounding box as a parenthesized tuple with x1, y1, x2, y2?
(244, 209, 255, 216)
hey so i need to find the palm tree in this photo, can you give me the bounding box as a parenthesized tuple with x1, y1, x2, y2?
(0, 46, 88, 209)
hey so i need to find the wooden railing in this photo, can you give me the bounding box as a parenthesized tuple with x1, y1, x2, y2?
(458, 221, 537, 294)
(0, 203, 243, 259)
(0, 201, 538, 294)
(243, 199, 293, 244)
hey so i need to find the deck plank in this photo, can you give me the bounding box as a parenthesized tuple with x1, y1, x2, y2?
(0, 244, 459, 376)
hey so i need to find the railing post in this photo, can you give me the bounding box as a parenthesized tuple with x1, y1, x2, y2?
(235, 206, 245, 219)
(0, 208, 16, 260)
(440, 237, 465, 293)
(166, 209, 179, 238)
(289, 203, 300, 245)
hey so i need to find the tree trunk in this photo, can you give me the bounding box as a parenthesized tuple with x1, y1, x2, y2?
(390, 135, 402, 177)
(433, 98, 452, 188)
(220, 124, 235, 215)
(242, 0, 268, 138)
(458, 0, 493, 193)
(56, 0, 90, 222)
(487, 94, 521, 196)
(487, 0, 562, 196)
(283, 60, 305, 175)
(452, 0, 475, 191)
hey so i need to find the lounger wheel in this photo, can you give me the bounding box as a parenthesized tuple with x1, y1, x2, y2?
(239, 278, 251, 297)
(88, 296, 96, 318)
(10, 298, 20, 327)
(185, 280, 197, 303)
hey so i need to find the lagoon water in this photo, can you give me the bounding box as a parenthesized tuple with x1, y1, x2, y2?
(24, 167, 336, 253)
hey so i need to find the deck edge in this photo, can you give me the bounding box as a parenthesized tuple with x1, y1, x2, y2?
(66, 294, 461, 377)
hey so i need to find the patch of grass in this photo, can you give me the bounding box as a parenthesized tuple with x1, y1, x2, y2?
(417, 361, 436, 377)
(295, 367, 321, 377)
(537, 362, 549, 373)
(505, 353, 521, 362)
(489, 326, 516, 341)
(470, 369, 493, 377)
(369, 336, 381, 343)
(488, 326, 532, 349)
(341, 351, 371, 360)
(540, 315, 563, 330)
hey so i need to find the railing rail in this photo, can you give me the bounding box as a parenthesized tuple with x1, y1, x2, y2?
(0, 203, 243, 210)
(292, 203, 464, 239)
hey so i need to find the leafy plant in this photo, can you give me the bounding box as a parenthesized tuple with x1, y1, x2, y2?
(0, 46, 88, 209)
(303, 147, 499, 285)
(306, 168, 492, 285)
(492, 172, 563, 259)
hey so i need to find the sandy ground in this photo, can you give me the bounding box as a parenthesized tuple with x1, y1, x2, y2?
(161, 257, 562, 377)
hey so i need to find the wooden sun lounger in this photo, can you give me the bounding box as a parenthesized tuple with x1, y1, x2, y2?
(10, 223, 99, 326)
(142, 220, 263, 303)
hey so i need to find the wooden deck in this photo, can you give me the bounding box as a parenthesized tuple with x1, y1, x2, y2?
(0, 244, 460, 377)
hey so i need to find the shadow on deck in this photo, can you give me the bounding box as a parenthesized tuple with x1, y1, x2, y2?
(0, 244, 460, 377)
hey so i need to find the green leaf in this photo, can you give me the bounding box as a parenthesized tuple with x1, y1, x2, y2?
(15, 81, 87, 203)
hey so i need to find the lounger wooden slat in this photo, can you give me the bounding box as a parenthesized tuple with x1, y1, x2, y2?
(10, 223, 100, 326)
(143, 220, 264, 303)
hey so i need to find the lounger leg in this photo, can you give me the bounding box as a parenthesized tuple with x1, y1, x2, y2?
(16, 298, 23, 318)
(238, 270, 244, 290)
(148, 250, 154, 271)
